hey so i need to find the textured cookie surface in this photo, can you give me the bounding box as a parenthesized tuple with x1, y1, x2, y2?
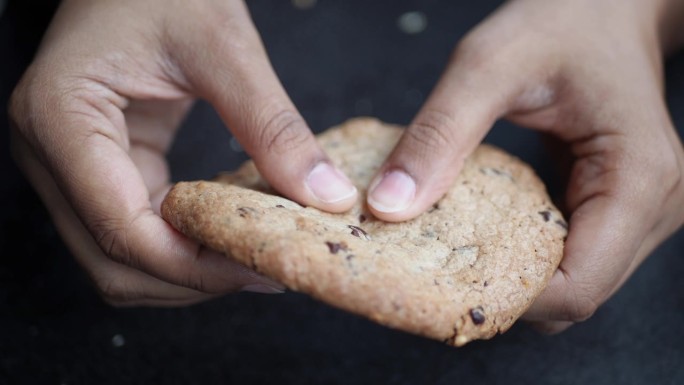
(162, 118, 566, 346)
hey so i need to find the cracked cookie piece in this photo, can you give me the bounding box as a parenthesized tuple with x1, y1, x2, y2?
(161, 118, 566, 346)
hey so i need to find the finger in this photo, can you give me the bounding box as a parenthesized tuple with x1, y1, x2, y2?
(524, 194, 645, 323)
(606, 180, 684, 298)
(366, 34, 555, 221)
(169, 1, 356, 212)
(125, 102, 286, 298)
(526, 208, 678, 334)
(523, 204, 669, 334)
(10, 81, 285, 297)
(12, 126, 284, 304)
(528, 157, 683, 329)
(523, 137, 675, 323)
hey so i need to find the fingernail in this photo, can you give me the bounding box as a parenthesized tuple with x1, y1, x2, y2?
(241, 284, 286, 294)
(306, 162, 357, 204)
(368, 170, 416, 213)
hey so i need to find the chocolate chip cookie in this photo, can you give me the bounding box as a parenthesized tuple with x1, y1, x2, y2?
(162, 118, 566, 346)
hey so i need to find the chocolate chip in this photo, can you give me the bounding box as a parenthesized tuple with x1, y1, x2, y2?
(469, 307, 486, 325)
(348, 225, 370, 240)
(538, 210, 551, 222)
(479, 167, 513, 181)
(483, 281, 489, 287)
(325, 241, 347, 254)
(358, 214, 367, 223)
(555, 219, 568, 230)
(428, 203, 440, 213)
(349, 226, 361, 237)
(480, 167, 504, 176)
(236, 207, 257, 218)
(276, 204, 285, 208)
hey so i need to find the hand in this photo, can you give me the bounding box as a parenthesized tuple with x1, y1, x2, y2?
(9, 0, 357, 306)
(367, 0, 684, 331)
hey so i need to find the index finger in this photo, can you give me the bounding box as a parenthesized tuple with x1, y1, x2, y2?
(366, 26, 555, 222)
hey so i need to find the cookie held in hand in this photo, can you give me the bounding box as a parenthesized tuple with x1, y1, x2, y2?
(162, 118, 566, 346)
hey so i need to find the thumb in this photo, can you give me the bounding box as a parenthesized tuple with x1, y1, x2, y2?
(367, 39, 535, 221)
(171, 1, 356, 212)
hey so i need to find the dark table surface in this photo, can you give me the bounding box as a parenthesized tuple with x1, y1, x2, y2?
(1, 1, 683, 384)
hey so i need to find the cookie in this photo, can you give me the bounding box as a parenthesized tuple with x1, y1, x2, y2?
(161, 118, 566, 346)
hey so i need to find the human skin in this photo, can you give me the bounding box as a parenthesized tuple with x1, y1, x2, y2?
(366, 0, 684, 332)
(9, 0, 684, 332)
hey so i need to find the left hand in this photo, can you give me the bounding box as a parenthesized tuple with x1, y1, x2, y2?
(366, 0, 684, 332)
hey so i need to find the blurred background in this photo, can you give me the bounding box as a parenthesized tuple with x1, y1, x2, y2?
(1, 0, 683, 384)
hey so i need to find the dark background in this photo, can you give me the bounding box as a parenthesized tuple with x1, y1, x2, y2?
(1, 0, 683, 384)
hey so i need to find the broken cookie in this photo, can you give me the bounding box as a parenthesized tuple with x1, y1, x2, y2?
(161, 118, 566, 346)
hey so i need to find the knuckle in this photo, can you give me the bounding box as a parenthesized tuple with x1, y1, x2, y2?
(90, 216, 139, 268)
(558, 271, 602, 322)
(9, 67, 121, 151)
(256, 109, 311, 155)
(407, 109, 458, 151)
(566, 295, 600, 322)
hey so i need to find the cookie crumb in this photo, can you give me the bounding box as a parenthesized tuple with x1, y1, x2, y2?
(455, 335, 469, 346)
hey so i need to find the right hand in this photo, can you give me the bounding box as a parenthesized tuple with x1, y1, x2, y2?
(9, 0, 357, 306)
(366, 0, 684, 332)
